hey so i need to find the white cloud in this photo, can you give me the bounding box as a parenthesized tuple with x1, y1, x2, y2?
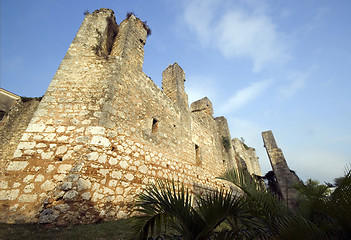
(183, 0, 218, 45)
(219, 79, 271, 114)
(183, 0, 290, 72)
(185, 75, 218, 106)
(278, 71, 307, 98)
(214, 11, 288, 72)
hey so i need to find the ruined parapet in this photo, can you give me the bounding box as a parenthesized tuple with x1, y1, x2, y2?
(232, 138, 261, 176)
(66, 9, 118, 57)
(110, 13, 148, 71)
(190, 99, 230, 179)
(191, 97, 213, 116)
(190, 97, 214, 130)
(215, 117, 235, 168)
(162, 63, 189, 112)
(262, 130, 301, 205)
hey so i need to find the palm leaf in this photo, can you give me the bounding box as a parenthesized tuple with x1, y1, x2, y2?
(276, 215, 330, 240)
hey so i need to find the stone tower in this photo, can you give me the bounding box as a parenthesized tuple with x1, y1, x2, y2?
(262, 130, 300, 205)
(0, 8, 261, 225)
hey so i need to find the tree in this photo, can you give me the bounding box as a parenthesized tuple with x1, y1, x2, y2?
(292, 179, 330, 221)
(131, 180, 257, 240)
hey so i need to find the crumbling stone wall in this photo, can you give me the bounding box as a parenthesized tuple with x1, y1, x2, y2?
(0, 99, 40, 176)
(232, 138, 262, 176)
(0, 8, 258, 225)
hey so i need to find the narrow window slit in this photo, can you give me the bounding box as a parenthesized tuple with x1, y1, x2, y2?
(195, 144, 201, 164)
(152, 118, 159, 133)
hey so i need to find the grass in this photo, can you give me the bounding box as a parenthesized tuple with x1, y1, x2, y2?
(0, 218, 134, 240)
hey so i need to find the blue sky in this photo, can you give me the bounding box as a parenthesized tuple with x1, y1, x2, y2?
(1, 0, 350, 183)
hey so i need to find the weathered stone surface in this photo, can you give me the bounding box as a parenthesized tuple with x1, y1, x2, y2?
(54, 204, 70, 213)
(61, 182, 73, 191)
(56, 145, 68, 155)
(41, 151, 54, 160)
(90, 136, 111, 148)
(17, 142, 36, 150)
(111, 171, 122, 180)
(81, 192, 91, 200)
(119, 160, 129, 169)
(0, 181, 8, 189)
(76, 178, 91, 191)
(41, 180, 56, 191)
(6, 161, 28, 171)
(63, 190, 78, 201)
(86, 126, 106, 135)
(23, 183, 35, 193)
(125, 173, 134, 181)
(0, 189, 19, 200)
(39, 209, 59, 224)
(18, 194, 37, 202)
(86, 152, 99, 161)
(27, 124, 46, 133)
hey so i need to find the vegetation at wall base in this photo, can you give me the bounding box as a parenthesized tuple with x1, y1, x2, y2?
(132, 166, 351, 240)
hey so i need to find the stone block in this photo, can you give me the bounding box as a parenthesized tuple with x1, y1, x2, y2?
(39, 209, 59, 224)
(76, 178, 91, 191)
(56, 145, 68, 155)
(6, 161, 29, 171)
(41, 180, 56, 191)
(86, 126, 106, 135)
(18, 142, 36, 150)
(58, 164, 72, 173)
(27, 124, 46, 132)
(19, 194, 37, 202)
(90, 135, 111, 148)
(63, 190, 78, 201)
(0, 189, 20, 200)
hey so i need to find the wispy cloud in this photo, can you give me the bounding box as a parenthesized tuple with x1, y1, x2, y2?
(183, 0, 290, 72)
(278, 70, 308, 98)
(185, 75, 218, 106)
(183, 0, 218, 45)
(219, 79, 271, 114)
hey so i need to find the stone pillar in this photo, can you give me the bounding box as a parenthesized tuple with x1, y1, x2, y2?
(262, 130, 300, 205)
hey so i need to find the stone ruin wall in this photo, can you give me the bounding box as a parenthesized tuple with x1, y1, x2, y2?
(0, 99, 41, 175)
(0, 9, 259, 225)
(232, 138, 262, 176)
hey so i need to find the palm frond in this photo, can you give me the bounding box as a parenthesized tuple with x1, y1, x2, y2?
(132, 180, 195, 239)
(322, 166, 351, 238)
(276, 215, 330, 240)
(219, 167, 289, 230)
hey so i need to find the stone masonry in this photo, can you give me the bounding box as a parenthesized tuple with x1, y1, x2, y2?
(0, 8, 261, 225)
(232, 138, 261, 176)
(262, 130, 301, 205)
